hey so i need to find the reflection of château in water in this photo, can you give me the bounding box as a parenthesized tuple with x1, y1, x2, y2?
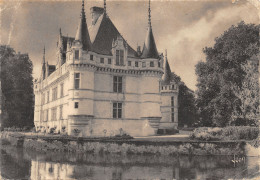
(0, 147, 259, 179)
(33, 0, 179, 137)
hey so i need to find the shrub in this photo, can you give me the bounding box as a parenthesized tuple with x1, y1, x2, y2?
(190, 126, 259, 141)
(73, 129, 81, 136)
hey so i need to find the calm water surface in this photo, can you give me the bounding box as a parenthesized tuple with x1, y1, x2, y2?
(0, 145, 259, 180)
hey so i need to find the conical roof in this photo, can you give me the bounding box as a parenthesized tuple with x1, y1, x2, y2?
(141, 26, 159, 58)
(141, 0, 159, 59)
(75, 0, 92, 51)
(161, 57, 172, 85)
(41, 46, 46, 79)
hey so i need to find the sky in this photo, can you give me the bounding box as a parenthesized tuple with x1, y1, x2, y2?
(1, 0, 259, 90)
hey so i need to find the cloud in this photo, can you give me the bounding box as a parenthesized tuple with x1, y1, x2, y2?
(158, 1, 259, 90)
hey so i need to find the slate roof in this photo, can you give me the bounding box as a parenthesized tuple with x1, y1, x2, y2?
(48, 65, 56, 75)
(88, 13, 138, 58)
(161, 58, 172, 85)
(61, 36, 74, 51)
(141, 26, 159, 59)
(74, 0, 92, 51)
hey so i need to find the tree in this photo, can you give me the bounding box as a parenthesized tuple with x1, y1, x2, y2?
(0, 46, 34, 128)
(195, 22, 259, 127)
(171, 72, 198, 127)
(232, 58, 259, 125)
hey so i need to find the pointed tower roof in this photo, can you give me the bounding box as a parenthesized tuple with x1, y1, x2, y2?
(41, 46, 46, 80)
(75, 0, 92, 51)
(141, 0, 159, 59)
(42, 46, 46, 65)
(161, 50, 172, 85)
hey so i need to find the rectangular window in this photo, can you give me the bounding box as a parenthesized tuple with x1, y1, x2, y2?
(116, 50, 124, 65)
(51, 107, 57, 121)
(113, 76, 123, 93)
(42, 93, 45, 105)
(135, 61, 139, 67)
(171, 108, 174, 122)
(100, 58, 104, 64)
(158, 61, 161, 67)
(142, 62, 146, 67)
(113, 102, 122, 119)
(128, 61, 131, 66)
(150, 61, 154, 67)
(60, 83, 64, 98)
(46, 109, 49, 121)
(90, 54, 93, 61)
(120, 50, 124, 65)
(52, 87, 57, 101)
(171, 96, 174, 107)
(108, 58, 112, 64)
(171, 96, 174, 122)
(75, 50, 79, 60)
(74, 73, 80, 89)
(47, 91, 50, 103)
(60, 105, 63, 119)
(116, 50, 120, 65)
(74, 102, 79, 109)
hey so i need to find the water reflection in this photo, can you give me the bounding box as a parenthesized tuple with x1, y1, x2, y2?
(0, 145, 259, 179)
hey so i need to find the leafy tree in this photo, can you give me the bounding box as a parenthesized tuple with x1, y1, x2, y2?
(232, 58, 259, 125)
(0, 46, 34, 128)
(195, 22, 259, 127)
(171, 72, 198, 127)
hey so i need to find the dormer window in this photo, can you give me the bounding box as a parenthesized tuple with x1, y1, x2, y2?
(150, 61, 154, 67)
(100, 58, 104, 64)
(116, 50, 124, 66)
(75, 50, 79, 60)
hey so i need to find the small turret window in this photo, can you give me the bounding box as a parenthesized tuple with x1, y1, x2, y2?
(108, 58, 112, 64)
(74, 73, 80, 89)
(100, 58, 104, 64)
(150, 61, 154, 67)
(135, 61, 139, 67)
(75, 50, 79, 60)
(158, 61, 161, 67)
(90, 54, 93, 61)
(171, 96, 174, 122)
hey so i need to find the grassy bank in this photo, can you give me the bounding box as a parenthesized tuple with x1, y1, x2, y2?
(0, 132, 245, 156)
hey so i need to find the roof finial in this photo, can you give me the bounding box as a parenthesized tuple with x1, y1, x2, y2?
(59, 28, 62, 36)
(165, 49, 167, 59)
(148, 0, 151, 27)
(104, 0, 107, 14)
(43, 45, 45, 63)
(82, 0, 85, 13)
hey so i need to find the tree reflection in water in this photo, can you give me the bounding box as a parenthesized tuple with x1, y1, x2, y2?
(0, 146, 259, 179)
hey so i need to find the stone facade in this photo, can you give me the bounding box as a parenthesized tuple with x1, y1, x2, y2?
(33, 1, 179, 137)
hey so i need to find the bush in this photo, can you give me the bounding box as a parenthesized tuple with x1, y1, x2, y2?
(190, 126, 259, 141)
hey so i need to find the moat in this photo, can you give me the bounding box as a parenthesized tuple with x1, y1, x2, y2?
(0, 145, 259, 179)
